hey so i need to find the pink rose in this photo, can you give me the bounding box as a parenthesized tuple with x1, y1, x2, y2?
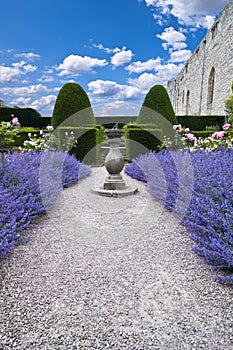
(187, 133, 196, 142)
(222, 123, 231, 130)
(216, 131, 224, 138)
(12, 117, 20, 126)
(185, 128, 190, 133)
(212, 131, 224, 139)
(46, 125, 54, 131)
(173, 124, 181, 130)
(211, 132, 218, 139)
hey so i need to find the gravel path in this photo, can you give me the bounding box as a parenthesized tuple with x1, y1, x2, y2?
(1, 167, 233, 350)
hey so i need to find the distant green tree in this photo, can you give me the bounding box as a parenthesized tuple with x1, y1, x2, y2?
(52, 83, 95, 128)
(136, 84, 178, 126)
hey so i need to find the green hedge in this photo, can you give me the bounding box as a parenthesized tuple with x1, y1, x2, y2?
(177, 115, 225, 131)
(124, 125, 162, 160)
(192, 130, 233, 138)
(123, 123, 161, 129)
(0, 107, 50, 128)
(58, 125, 104, 164)
(96, 116, 137, 129)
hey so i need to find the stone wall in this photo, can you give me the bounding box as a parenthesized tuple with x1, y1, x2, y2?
(167, 0, 233, 116)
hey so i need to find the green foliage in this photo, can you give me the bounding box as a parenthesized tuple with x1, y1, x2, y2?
(0, 107, 46, 128)
(0, 121, 20, 148)
(192, 130, 219, 138)
(14, 129, 42, 147)
(177, 115, 225, 131)
(124, 125, 162, 160)
(225, 82, 233, 122)
(52, 83, 95, 128)
(95, 116, 137, 129)
(58, 126, 104, 163)
(137, 85, 177, 125)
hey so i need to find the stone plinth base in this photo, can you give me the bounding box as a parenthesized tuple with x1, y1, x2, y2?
(103, 174, 126, 190)
(91, 187, 138, 198)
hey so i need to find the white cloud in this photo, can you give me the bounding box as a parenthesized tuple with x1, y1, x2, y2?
(30, 95, 57, 113)
(155, 62, 184, 80)
(56, 54, 108, 76)
(143, 0, 228, 28)
(195, 15, 216, 29)
(37, 74, 54, 83)
(88, 80, 120, 96)
(111, 47, 134, 67)
(14, 52, 40, 61)
(93, 101, 140, 116)
(88, 79, 143, 101)
(126, 57, 161, 74)
(157, 27, 186, 51)
(128, 72, 161, 90)
(93, 44, 113, 54)
(93, 43, 123, 54)
(0, 84, 48, 96)
(93, 44, 134, 68)
(10, 97, 31, 107)
(153, 13, 165, 25)
(128, 62, 183, 89)
(169, 49, 192, 62)
(0, 61, 37, 83)
(171, 42, 187, 51)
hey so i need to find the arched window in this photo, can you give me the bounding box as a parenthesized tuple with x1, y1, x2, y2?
(207, 67, 215, 106)
(186, 90, 190, 115)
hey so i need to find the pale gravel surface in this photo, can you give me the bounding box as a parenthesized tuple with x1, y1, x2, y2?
(1, 167, 233, 350)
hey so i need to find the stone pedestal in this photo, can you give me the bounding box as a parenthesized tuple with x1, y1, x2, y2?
(91, 129, 138, 197)
(103, 131, 126, 190)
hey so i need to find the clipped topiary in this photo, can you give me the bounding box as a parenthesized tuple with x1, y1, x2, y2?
(137, 84, 178, 126)
(51, 83, 95, 128)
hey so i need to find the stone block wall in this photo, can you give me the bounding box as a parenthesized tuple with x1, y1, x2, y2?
(167, 0, 233, 116)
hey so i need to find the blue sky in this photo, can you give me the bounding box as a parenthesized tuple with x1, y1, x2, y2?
(0, 0, 229, 116)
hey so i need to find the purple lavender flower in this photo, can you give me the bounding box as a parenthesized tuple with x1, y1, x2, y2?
(125, 148, 233, 285)
(0, 151, 91, 259)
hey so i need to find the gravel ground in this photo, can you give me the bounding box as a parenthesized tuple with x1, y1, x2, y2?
(1, 167, 233, 350)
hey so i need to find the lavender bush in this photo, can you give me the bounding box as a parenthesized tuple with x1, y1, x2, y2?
(125, 148, 233, 285)
(0, 151, 91, 259)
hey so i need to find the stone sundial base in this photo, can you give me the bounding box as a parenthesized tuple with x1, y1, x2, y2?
(91, 128, 138, 197)
(91, 186, 138, 198)
(103, 174, 126, 190)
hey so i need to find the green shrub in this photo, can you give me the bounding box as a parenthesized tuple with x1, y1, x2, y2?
(225, 82, 233, 122)
(137, 85, 177, 126)
(177, 115, 225, 131)
(124, 125, 162, 160)
(52, 83, 95, 128)
(192, 130, 225, 138)
(95, 116, 137, 129)
(58, 126, 104, 164)
(0, 107, 47, 128)
(14, 128, 42, 147)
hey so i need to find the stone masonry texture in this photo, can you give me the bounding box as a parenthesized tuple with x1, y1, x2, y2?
(167, 0, 233, 116)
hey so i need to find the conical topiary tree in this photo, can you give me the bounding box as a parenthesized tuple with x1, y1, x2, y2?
(136, 84, 178, 126)
(51, 83, 95, 128)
